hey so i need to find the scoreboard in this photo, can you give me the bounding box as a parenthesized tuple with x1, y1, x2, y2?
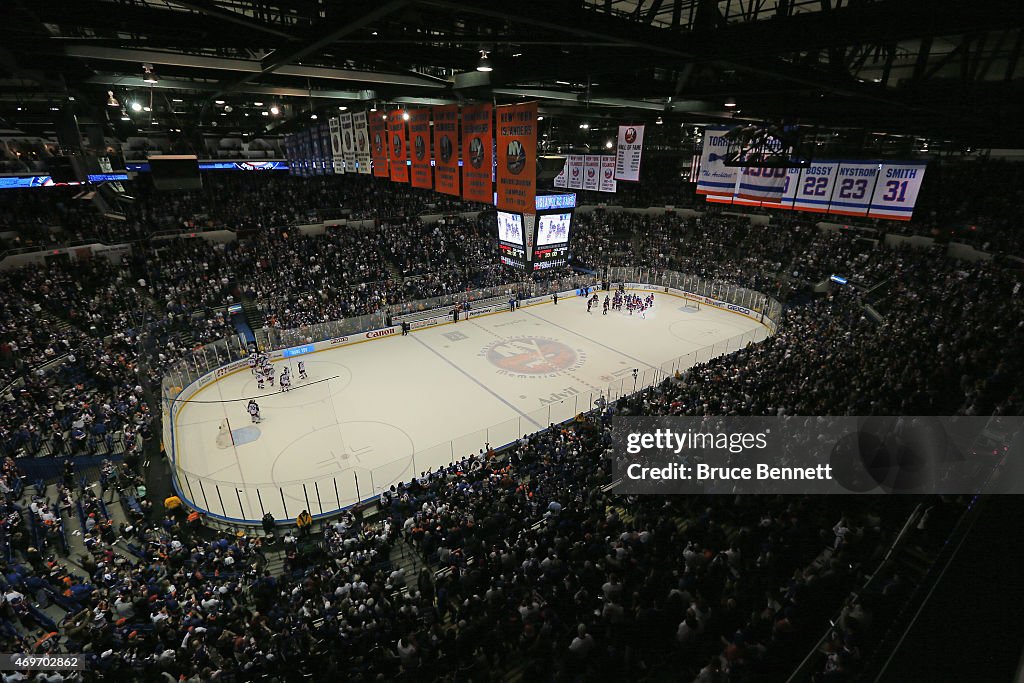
(497, 210, 528, 269)
(532, 211, 572, 270)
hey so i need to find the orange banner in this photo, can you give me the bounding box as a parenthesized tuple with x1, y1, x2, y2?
(461, 103, 493, 205)
(407, 109, 432, 189)
(495, 102, 537, 213)
(432, 105, 460, 196)
(369, 114, 389, 178)
(387, 110, 409, 183)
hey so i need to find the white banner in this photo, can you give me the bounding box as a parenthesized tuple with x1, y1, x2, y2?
(352, 111, 371, 175)
(567, 155, 584, 189)
(760, 168, 802, 210)
(735, 166, 788, 201)
(583, 155, 600, 191)
(792, 161, 840, 213)
(599, 155, 617, 193)
(696, 126, 738, 197)
(329, 117, 344, 174)
(339, 112, 356, 174)
(614, 124, 644, 181)
(553, 157, 567, 188)
(868, 162, 927, 221)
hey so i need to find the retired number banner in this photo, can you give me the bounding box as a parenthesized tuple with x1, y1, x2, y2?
(369, 114, 389, 178)
(461, 104, 494, 205)
(432, 105, 460, 196)
(696, 126, 737, 197)
(339, 112, 356, 174)
(614, 124, 644, 182)
(387, 110, 409, 183)
(495, 102, 538, 213)
(353, 111, 371, 175)
(407, 109, 432, 189)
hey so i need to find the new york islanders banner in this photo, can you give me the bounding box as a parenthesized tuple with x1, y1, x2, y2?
(432, 105, 460, 196)
(736, 166, 788, 201)
(369, 114, 388, 178)
(495, 102, 537, 213)
(583, 155, 600, 191)
(339, 112, 356, 174)
(329, 116, 344, 174)
(387, 111, 409, 183)
(614, 124, 644, 182)
(461, 104, 493, 205)
(567, 155, 584, 189)
(868, 162, 927, 221)
(599, 155, 617, 193)
(696, 126, 738, 196)
(407, 109, 432, 189)
(353, 111, 371, 175)
(553, 158, 567, 188)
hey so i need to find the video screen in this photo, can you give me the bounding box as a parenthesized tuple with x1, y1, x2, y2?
(536, 212, 572, 246)
(497, 211, 524, 246)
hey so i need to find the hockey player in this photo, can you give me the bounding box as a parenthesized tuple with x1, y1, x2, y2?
(248, 354, 258, 375)
(298, 360, 307, 380)
(603, 296, 610, 315)
(257, 372, 265, 391)
(280, 368, 291, 392)
(247, 399, 261, 423)
(266, 364, 275, 387)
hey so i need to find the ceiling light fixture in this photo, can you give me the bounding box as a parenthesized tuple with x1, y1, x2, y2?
(310, 113, 318, 120)
(130, 102, 143, 112)
(724, 97, 737, 108)
(142, 64, 158, 84)
(338, 106, 348, 111)
(476, 50, 493, 72)
(253, 101, 263, 106)
(106, 91, 119, 107)
(270, 105, 280, 115)
(402, 111, 410, 121)
(605, 140, 613, 149)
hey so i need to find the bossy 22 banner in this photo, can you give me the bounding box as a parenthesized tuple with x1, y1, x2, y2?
(495, 101, 537, 213)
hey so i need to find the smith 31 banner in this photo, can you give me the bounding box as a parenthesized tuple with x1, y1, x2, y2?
(461, 104, 494, 205)
(599, 155, 617, 193)
(352, 111, 371, 175)
(614, 124, 644, 182)
(792, 162, 840, 213)
(369, 114, 388, 178)
(868, 162, 927, 221)
(736, 166, 788, 201)
(387, 110, 409, 183)
(696, 126, 738, 197)
(495, 101, 537, 213)
(407, 109, 432, 189)
(567, 155, 584, 189)
(329, 116, 344, 174)
(582, 155, 600, 191)
(339, 112, 356, 174)
(432, 105, 460, 196)
(553, 158, 567, 188)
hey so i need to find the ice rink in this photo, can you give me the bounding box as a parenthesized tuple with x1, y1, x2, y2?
(172, 292, 769, 521)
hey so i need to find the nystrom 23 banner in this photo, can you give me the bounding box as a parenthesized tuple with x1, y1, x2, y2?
(461, 103, 493, 205)
(407, 109, 432, 189)
(432, 105, 460, 196)
(387, 110, 409, 183)
(495, 102, 537, 213)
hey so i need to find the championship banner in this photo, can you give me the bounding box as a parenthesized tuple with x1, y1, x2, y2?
(495, 102, 537, 213)
(582, 155, 600, 191)
(599, 155, 617, 193)
(760, 168, 802, 210)
(407, 109, 432, 189)
(353, 111, 371, 175)
(614, 124, 644, 182)
(369, 114, 389, 178)
(329, 117, 344, 174)
(567, 155, 584, 189)
(553, 158, 567, 188)
(696, 126, 738, 196)
(826, 162, 880, 217)
(339, 112, 355, 174)
(867, 162, 927, 221)
(736, 166, 788, 201)
(792, 161, 839, 213)
(387, 110, 409, 183)
(432, 105, 460, 196)
(461, 104, 494, 205)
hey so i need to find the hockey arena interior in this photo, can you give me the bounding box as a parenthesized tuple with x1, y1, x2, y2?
(0, 1, 1022, 681)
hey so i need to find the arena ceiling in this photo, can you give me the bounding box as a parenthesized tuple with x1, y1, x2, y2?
(1, 0, 1023, 148)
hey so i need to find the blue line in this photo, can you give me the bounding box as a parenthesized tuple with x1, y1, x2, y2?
(408, 333, 543, 429)
(523, 309, 658, 372)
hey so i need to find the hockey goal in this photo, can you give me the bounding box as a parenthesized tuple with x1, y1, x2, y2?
(215, 418, 235, 449)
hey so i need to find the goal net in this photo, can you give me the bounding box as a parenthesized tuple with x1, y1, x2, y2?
(215, 418, 234, 449)
(682, 296, 701, 311)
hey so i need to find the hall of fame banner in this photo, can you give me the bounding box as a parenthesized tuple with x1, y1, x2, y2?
(387, 110, 409, 183)
(614, 124, 644, 182)
(495, 101, 537, 213)
(461, 103, 494, 205)
(432, 105, 460, 196)
(407, 109, 432, 189)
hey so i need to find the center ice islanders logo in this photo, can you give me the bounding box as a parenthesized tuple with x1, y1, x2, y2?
(482, 336, 584, 377)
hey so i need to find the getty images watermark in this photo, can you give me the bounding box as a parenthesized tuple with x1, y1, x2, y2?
(611, 416, 1023, 495)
